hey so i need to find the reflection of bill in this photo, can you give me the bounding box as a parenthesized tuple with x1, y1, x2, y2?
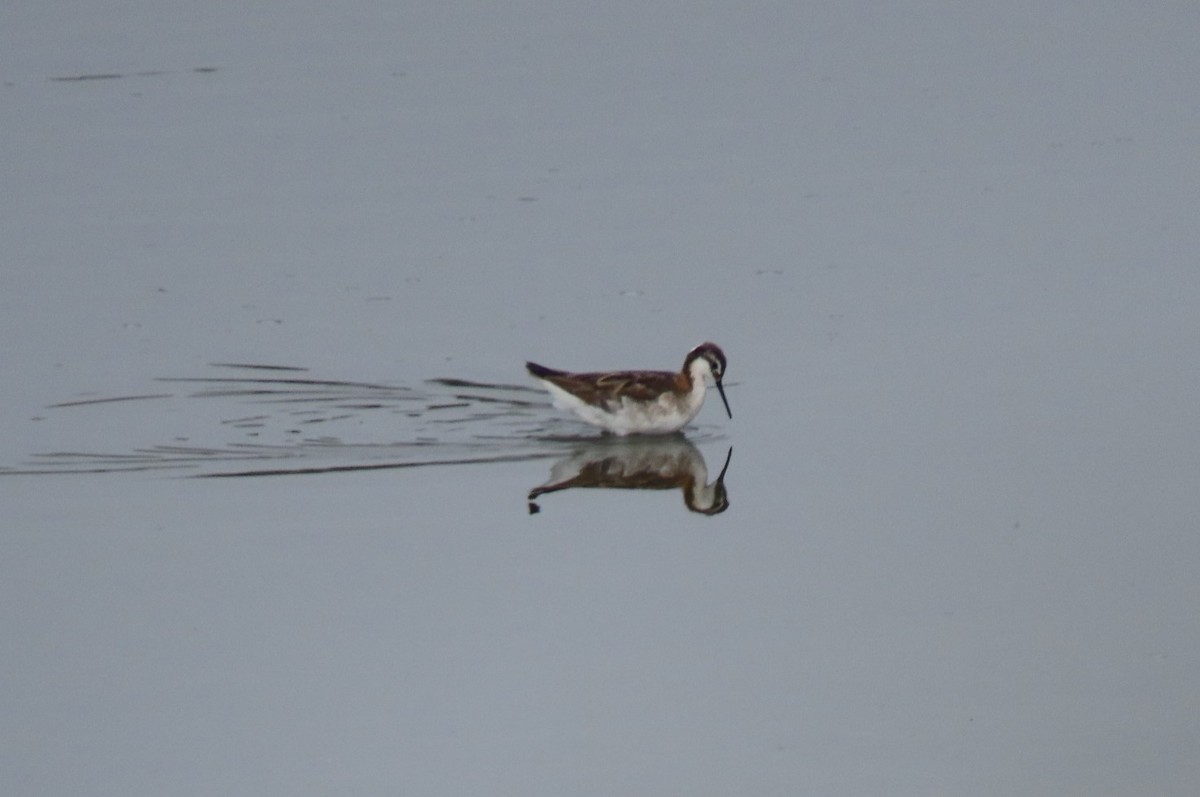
(528, 439, 732, 516)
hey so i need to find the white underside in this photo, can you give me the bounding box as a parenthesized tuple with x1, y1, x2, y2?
(537, 379, 708, 436)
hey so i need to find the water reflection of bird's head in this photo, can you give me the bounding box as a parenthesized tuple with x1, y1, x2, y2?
(527, 437, 732, 516)
(683, 444, 732, 515)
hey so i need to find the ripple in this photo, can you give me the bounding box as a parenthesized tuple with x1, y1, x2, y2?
(4, 363, 728, 478)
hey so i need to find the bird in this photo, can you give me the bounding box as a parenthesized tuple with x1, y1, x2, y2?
(525, 342, 731, 436)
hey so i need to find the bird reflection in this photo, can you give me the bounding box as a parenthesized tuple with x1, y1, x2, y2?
(528, 438, 732, 516)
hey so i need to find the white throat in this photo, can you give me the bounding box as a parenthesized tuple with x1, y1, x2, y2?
(688, 358, 716, 390)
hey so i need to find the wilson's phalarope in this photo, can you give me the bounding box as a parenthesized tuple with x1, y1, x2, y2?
(526, 342, 731, 436)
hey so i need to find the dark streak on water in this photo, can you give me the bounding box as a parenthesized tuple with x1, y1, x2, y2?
(50, 66, 219, 82)
(47, 393, 174, 408)
(156, 377, 404, 390)
(197, 452, 554, 479)
(208, 362, 308, 371)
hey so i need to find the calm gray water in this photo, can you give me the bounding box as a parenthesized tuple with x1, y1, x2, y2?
(3, 2, 1199, 794)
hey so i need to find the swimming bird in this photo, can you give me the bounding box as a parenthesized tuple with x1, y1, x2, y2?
(526, 342, 731, 436)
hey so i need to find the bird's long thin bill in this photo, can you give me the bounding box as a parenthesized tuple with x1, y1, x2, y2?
(715, 380, 732, 419)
